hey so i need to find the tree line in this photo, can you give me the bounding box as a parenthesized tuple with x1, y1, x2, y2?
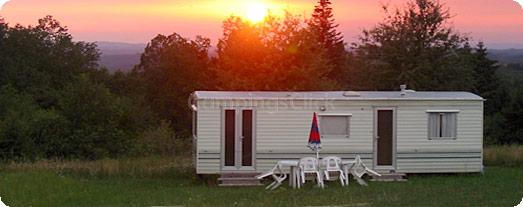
(0, 0, 521, 161)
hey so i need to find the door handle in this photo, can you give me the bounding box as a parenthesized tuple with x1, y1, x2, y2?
(376, 136, 380, 140)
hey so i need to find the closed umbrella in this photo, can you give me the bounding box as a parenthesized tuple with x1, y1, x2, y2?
(308, 112, 321, 159)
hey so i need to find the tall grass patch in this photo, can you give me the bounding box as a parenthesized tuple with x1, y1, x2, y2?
(484, 145, 523, 167)
(0, 156, 195, 179)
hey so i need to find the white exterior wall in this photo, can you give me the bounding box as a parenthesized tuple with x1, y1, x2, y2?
(194, 99, 483, 174)
(395, 101, 483, 173)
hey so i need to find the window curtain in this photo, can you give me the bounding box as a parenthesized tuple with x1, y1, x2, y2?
(442, 113, 457, 138)
(428, 113, 440, 138)
(320, 116, 349, 136)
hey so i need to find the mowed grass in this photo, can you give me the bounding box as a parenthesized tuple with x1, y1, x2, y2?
(1, 167, 522, 206)
(0, 147, 522, 207)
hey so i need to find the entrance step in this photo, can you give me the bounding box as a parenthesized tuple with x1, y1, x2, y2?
(218, 172, 262, 186)
(371, 173, 407, 182)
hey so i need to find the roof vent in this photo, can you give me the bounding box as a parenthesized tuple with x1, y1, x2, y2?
(399, 85, 416, 96)
(400, 84, 407, 96)
(343, 91, 361, 97)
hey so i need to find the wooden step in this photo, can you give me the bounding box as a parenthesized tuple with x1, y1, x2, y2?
(371, 173, 407, 182)
(218, 172, 262, 186)
(220, 172, 259, 178)
(218, 177, 260, 182)
(218, 180, 262, 186)
(218, 183, 263, 187)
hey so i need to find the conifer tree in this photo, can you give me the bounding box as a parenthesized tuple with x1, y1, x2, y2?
(472, 42, 502, 115)
(309, 0, 344, 50)
(308, 0, 347, 84)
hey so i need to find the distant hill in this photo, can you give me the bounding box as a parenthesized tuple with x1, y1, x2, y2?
(94, 41, 523, 73)
(96, 41, 145, 55)
(99, 53, 142, 72)
(485, 42, 523, 50)
(488, 48, 523, 88)
(488, 49, 523, 65)
(96, 41, 146, 72)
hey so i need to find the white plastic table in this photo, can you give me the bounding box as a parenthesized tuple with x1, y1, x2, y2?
(257, 160, 300, 188)
(277, 160, 299, 188)
(341, 160, 356, 185)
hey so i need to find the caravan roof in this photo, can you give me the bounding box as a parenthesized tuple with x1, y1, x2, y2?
(193, 91, 484, 101)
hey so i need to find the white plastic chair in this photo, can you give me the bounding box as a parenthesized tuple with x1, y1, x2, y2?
(349, 155, 381, 186)
(298, 157, 324, 188)
(257, 163, 288, 190)
(322, 156, 346, 186)
(266, 169, 287, 190)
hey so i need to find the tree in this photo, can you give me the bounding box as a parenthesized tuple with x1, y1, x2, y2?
(468, 42, 516, 144)
(499, 88, 523, 144)
(0, 16, 99, 108)
(0, 16, 160, 160)
(135, 33, 211, 134)
(0, 85, 65, 160)
(0, 17, 6, 43)
(309, 0, 343, 50)
(308, 0, 347, 83)
(57, 74, 147, 159)
(214, 17, 270, 90)
(214, 15, 340, 91)
(350, 0, 474, 91)
(471, 42, 504, 115)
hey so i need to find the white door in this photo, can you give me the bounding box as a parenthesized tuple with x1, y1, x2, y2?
(222, 108, 255, 171)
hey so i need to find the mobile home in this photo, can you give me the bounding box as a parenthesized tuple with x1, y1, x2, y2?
(189, 88, 484, 175)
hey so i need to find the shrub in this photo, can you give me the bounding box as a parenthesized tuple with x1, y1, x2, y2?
(0, 85, 67, 161)
(133, 120, 176, 157)
(0, 156, 195, 179)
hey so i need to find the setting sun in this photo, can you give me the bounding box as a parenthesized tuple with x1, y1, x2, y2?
(244, 1, 269, 23)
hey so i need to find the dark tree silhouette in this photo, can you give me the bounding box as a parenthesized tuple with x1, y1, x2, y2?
(213, 15, 339, 91)
(308, 0, 347, 84)
(472, 42, 503, 115)
(351, 0, 474, 91)
(135, 33, 211, 133)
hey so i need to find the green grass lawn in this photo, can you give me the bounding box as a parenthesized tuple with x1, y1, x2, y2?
(0, 166, 522, 207)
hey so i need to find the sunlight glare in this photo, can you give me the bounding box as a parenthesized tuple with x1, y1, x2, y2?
(245, 1, 269, 23)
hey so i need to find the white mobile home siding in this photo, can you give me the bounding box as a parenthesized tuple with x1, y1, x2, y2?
(193, 92, 483, 174)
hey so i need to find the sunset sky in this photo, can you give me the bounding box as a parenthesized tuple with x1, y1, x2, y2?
(1, 0, 523, 48)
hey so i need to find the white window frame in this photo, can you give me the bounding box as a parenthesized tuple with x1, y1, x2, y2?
(318, 113, 352, 138)
(192, 110, 198, 138)
(427, 110, 458, 140)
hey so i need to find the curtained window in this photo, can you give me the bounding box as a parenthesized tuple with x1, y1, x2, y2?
(428, 112, 458, 139)
(320, 115, 351, 138)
